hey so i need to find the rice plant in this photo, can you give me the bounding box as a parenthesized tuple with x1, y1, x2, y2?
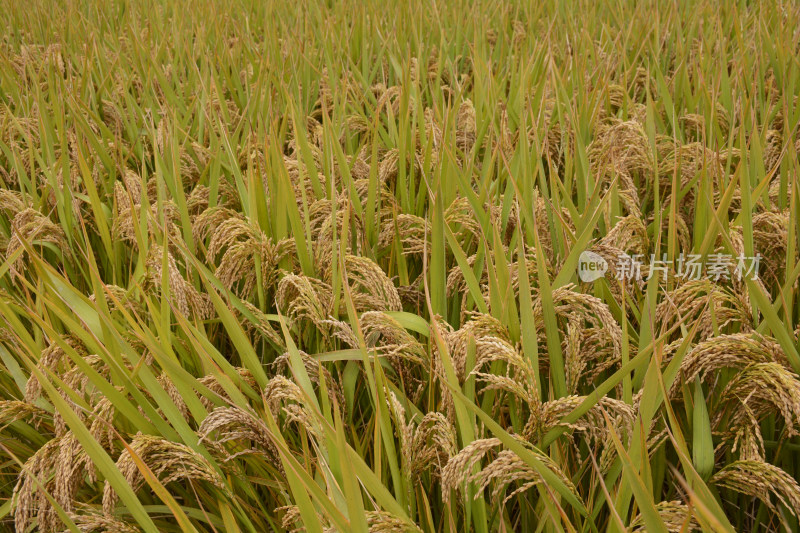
(1, 0, 800, 531)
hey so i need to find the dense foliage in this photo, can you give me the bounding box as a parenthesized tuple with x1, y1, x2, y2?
(1, 0, 800, 531)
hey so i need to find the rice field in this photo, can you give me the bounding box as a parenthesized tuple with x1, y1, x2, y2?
(1, 0, 800, 531)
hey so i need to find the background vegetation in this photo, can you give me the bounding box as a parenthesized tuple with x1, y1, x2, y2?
(1, 0, 800, 531)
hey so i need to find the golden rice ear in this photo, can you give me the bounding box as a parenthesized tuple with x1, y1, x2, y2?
(598, 84, 630, 118)
(477, 449, 574, 506)
(650, 211, 692, 253)
(630, 501, 701, 532)
(588, 119, 652, 211)
(112, 176, 182, 250)
(103, 434, 229, 515)
(53, 355, 121, 441)
(262, 375, 322, 438)
(214, 230, 293, 299)
(446, 250, 483, 300)
(197, 367, 257, 411)
(236, 300, 286, 348)
(277, 505, 303, 532)
(680, 113, 707, 140)
(345, 115, 371, 139)
(533, 105, 572, 172)
(441, 438, 503, 503)
(277, 504, 336, 533)
(363, 511, 424, 533)
(656, 281, 753, 344)
(375, 85, 403, 118)
(306, 195, 366, 269)
(441, 437, 579, 507)
(714, 362, 800, 438)
(272, 351, 346, 413)
(434, 312, 510, 383)
(443, 197, 481, 243)
(0, 189, 27, 216)
(0, 400, 49, 428)
(156, 372, 190, 420)
(359, 311, 426, 362)
(12, 437, 62, 532)
(192, 206, 243, 245)
(364, 308, 429, 398)
(711, 460, 800, 528)
(185, 184, 211, 216)
(88, 393, 120, 453)
(198, 406, 283, 473)
(341, 255, 402, 312)
(24, 337, 87, 403)
(276, 273, 333, 331)
(728, 404, 766, 462)
(532, 285, 622, 387)
(410, 412, 458, 478)
(154, 116, 169, 155)
(657, 142, 726, 215)
(14, 44, 67, 79)
(53, 433, 96, 521)
(177, 148, 205, 184)
(378, 147, 429, 190)
(89, 284, 143, 316)
(468, 335, 539, 407)
(434, 313, 540, 420)
(672, 333, 790, 398)
(387, 392, 414, 476)
(100, 99, 125, 135)
(6, 208, 68, 278)
(205, 216, 259, 260)
(67, 503, 142, 533)
(508, 246, 555, 299)
(523, 396, 635, 453)
(378, 211, 430, 256)
(456, 99, 476, 153)
(321, 316, 360, 347)
(751, 209, 791, 288)
(493, 103, 517, 158)
(472, 369, 539, 414)
(600, 214, 649, 255)
(762, 129, 784, 172)
(144, 244, 212, 319)
(423, 108, 444, 154)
